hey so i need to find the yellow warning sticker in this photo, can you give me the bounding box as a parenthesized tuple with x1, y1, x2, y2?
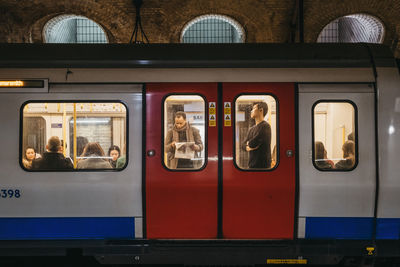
(224, 102, 231, 115)
(209, 114, 216, 127)
(267, 259, 307, 264)
(209, 102, 216, 115)
(224, 114, 231, 126)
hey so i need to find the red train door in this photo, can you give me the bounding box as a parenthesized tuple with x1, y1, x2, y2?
(222, 83, 296, 239)
(146, 83, 218, 238)
(146, 82, 295, 239)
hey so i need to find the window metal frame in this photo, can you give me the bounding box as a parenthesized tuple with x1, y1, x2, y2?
(19, 100, 129, 172)
(161, 93, 208, 172)
(233, 93, 280, 172)
(311, 99, 359, 172)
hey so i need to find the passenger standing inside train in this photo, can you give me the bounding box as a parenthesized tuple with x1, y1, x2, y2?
(165, 111, 203, 169)
(31, 136, 73, 170)
(242, 102, 271, 169)
(22, 147, 36, 169)
(108, 145, 121, 169)
(335, 140, 355, 169)
(77, 142, 112, 169)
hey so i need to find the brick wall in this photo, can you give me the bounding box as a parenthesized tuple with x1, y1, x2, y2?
(0, 0, 399, 56)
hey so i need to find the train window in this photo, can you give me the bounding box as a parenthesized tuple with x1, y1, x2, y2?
(235, 95, 277, 170)
(313, 101, 357, 171)
(163, 95, 206, 170)
(21, 102, 127, 171)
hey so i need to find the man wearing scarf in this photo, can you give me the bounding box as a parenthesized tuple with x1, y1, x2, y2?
(165, 111, 203, 169)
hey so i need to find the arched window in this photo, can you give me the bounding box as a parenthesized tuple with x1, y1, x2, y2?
(44, 15, 108, 43)
(181, 14, 245, 43)
(317, 14, 384, 43)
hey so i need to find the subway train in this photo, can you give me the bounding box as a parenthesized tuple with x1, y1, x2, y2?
(0, 43, 399, 266)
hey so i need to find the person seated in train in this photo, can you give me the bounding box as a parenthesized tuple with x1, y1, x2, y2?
(77, 142, 112, 169)
(314, 141, 334, 169)
(241, 102, 271, 169)
(22, 147, 36, 169)
(165, 111, 203, 169)
(116, 145, 126, 169)
(335, 140, 355, 169)
(31, 136, 73, 170)
(108, 145, 121, 169)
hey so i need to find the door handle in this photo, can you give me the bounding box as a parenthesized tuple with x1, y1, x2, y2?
(286, 150, 294, 158)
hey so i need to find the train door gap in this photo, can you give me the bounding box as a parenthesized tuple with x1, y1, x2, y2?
(293, 83, 300, 240)
(217, 82, 223, 238)
(142, 83, 147, 239)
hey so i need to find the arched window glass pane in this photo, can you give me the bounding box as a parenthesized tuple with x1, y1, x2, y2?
(181, 15, 244, 43)
(44, 15, 108, 43)
(317, 14, 384, 43)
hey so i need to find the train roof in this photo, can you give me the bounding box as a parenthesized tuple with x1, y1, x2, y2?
(0, 43, 396, 68)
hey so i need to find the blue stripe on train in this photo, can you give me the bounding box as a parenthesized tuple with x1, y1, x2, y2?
(376, 218, 400, 239)
(0, 217, 135, 240)
(305, 217, 374, 239)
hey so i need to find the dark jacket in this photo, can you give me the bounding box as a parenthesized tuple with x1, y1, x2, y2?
(31, 152, 73, 170)
(242, 120, 271, 169)
(315, 160, 333, 169)
(335, 157, 355, 169)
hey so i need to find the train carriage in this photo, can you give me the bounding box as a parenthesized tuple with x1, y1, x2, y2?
(0, 43, 399, 266)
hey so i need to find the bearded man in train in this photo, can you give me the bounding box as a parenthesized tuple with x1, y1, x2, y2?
(242, 102, 272, 169)
(165, 111, 203, 169)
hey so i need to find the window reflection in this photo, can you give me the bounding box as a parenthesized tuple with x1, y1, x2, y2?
(164, 95, 205, 170)
(22, 102, 127, 171)
(235, 95, 277, 170)
(313, 102, 356, 171)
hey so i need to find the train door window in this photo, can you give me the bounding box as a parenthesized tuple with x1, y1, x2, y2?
(313, 101, 357, 171)
(163, 95, 206, 170)
(234, 95, 277, 170)
(21, 102, 127, 171)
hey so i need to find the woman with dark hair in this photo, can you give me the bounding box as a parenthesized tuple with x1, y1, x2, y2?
(108, 145, 121, 169)
(22, 147, 36, 169)
(314, 141, 334, 169)
(335, 140, 355, 169)
(77, 142, 112, 169)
